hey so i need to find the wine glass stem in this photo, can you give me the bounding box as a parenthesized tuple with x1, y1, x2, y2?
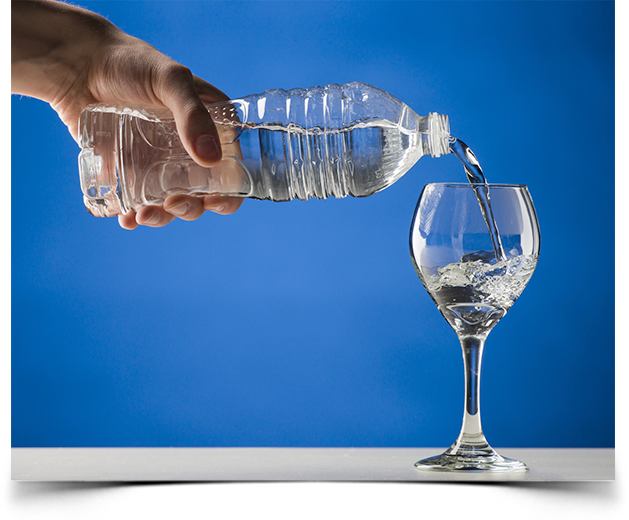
(453, 335, 489, 449)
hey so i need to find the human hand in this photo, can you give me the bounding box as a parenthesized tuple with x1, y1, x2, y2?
(12, 0, 244, 229)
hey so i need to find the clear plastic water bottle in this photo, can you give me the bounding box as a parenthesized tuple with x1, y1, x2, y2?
(78, 82, 451, 217)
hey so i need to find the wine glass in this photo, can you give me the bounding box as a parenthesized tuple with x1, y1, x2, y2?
(410, 183, 540, 471)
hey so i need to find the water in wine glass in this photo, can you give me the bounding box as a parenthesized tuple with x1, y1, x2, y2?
(424, 254, 538, 337)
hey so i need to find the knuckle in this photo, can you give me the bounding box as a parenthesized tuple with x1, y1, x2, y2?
(160, 63, 195, 93)
(164, 62, 193, 82)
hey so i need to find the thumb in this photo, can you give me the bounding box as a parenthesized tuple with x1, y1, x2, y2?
(156, 65, 222, 167)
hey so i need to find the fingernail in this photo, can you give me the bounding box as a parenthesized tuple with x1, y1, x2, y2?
(194, 134, 221, 163)
(145, 212, 161, 226)
(168, 202, 189, 216)
(208, 205, 226, 214)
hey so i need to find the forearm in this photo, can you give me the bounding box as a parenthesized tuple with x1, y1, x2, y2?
(11, 0, 118, 104)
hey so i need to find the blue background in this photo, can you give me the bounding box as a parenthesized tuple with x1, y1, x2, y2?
(12, 1, 614, 448)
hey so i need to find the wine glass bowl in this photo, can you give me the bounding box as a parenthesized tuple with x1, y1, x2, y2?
(410, 183, 540, 471)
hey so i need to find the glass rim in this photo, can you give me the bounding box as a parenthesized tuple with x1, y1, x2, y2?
(423, 182, 529, 189)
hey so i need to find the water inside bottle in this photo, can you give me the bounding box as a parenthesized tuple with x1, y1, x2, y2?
(449, 138, 507, 263)
(244, 119, 420, 201)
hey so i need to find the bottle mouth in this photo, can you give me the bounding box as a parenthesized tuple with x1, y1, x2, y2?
(79, 148, 123, 217)
(427, 113, 451, 158)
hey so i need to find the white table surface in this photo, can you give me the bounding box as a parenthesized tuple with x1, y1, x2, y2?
(11, 447, 614, 481)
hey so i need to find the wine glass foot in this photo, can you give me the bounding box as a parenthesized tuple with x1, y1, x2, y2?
(415, 445, 527, 472)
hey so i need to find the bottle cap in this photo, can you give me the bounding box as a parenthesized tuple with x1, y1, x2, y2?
(428, 113, 451, 158)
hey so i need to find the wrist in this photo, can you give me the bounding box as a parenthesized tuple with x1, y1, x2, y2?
(11, 0, 120, 104)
